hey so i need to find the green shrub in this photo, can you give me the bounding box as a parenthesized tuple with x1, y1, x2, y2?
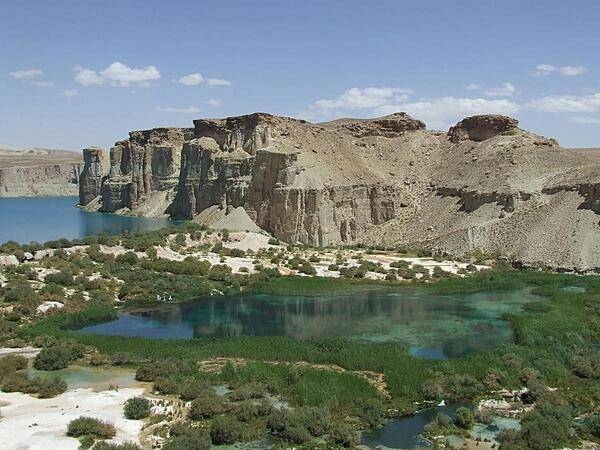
(32, 376, 68, 398)
(115, 252, 138, 265)
(454, 407, 474, 429)
(66, 416, 116, 439)
(0, 354, 28, 376)
(581, 414, 600, 439)
(299, 406, 332, 437)
(189, 393, 228, 419)
(153, 377, 178, 395)
(163, 425, 211, 450)
(356, 398, 386, 427)
(1, 372, 30, 392)
(210, 415, 244, 445)
(92, 441, 142, 450)
(178, 380, 211, 401)
(45, 271, 74, 286)
(33, 346, 73, 370)
(514, 402, 572, 450)
(331, 422, 359, 447)
(228, 382, 267, 401)
(123, 396, 152, 419)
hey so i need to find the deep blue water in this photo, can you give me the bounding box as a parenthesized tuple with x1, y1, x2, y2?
(0, 196, 176, 244)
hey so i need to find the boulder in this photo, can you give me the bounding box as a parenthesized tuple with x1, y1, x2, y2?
(448, 115, 519, 143)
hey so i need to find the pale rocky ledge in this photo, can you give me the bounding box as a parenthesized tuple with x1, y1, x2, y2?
(77, 112, 600, 272)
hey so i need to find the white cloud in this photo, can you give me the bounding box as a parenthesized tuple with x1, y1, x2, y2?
(74, 62, 161, 87)
(311, 87, 414, 113)
(74, 67, 105, 86)
(179, 73, 204, 86)
(30, 81, 54, 87)
(61, 89, 79, 97)
(206, 78, 232, 86)
(484, 82, 516, 97)
(155, 106, 200, 114)
(569, 116, 600, 124)
(10, 69, 42, 79)
(101, 62, 160, 87)
(464, 83, 482, 91)
(527, 93, 600, 112)
(530, 64, 588, 76)
(206, 98, 222, 107)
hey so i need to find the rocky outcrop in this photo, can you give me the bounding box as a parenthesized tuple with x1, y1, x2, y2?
(448, 115, 519, 143)
(79, 112, 600, 270)
(79, 147, 108, 205)
(0, 147, 82, 197)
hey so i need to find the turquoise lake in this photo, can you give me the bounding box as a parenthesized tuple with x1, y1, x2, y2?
(81, 287, 540, 359)
(0, 196, 176, 244)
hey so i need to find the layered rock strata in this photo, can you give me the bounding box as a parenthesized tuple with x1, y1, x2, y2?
(79, 112, 600, 270)
(0, 148, 82, 197)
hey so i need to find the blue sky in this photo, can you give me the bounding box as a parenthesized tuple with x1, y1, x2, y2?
(1, 0, 599, 149)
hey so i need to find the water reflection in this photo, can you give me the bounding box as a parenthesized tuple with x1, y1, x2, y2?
(81, 288, 539, 359)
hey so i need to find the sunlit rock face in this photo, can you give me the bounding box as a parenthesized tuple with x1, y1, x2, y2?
(79, 112, 600, 270)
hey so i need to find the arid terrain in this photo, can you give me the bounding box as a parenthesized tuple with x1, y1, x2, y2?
(78, 113, 600, 271)
(0, 146, 82, 197)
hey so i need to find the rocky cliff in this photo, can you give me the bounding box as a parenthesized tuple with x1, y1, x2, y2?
(79, 112, 600, 271)
(0, 147, 82, 197)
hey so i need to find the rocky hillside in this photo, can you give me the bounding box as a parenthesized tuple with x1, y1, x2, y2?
(0, 146, 82, 197)
(78, 113, 600, 271)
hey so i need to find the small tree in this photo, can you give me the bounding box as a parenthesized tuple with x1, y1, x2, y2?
(454, 407, 474, 429)
(123, 396, 152, 420)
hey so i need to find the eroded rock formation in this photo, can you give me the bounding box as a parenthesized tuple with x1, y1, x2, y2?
(79, 113, 600, 270)
(0, 147, 82, 197)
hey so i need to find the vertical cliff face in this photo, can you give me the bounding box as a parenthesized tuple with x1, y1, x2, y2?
(0, 148, 83, 198)
(79, 147, 108, 205)
(78, 112, 600, 269)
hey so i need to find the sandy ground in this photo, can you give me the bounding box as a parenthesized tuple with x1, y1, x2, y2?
(0, 387, 145, 450)
(0, 346, 41, 359)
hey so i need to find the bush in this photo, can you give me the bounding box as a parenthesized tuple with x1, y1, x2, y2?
(154, 377, 178, 395)
(454, 407, 474, 429)
(178, 380, 211, 401)
(229, 382, 267, 401)
(123, 396, 151, 420)
(210, 415, 243, 445)
(33, 376, 67, 398)
(331, 422, 359, 447)
(280, 424, 311, 444)
(92, 442, 142, 450)
(582, 414, 600, 439)
(356, 398, 386, 427)
(1, 372, 30, 392)
(45, 271, 74, 286)
(0, 354, 28, 376)
(189, 393, 228, 419)
(66, 416, 116, 439)
(516, 402, 572, 449)
(115, 251, 138, 265)
(163, 425, 211, 450)
(33, 346, 74, 370)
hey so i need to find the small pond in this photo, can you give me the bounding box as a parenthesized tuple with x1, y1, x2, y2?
(81, 287, 541, 359)
(27, 365, 139, 391)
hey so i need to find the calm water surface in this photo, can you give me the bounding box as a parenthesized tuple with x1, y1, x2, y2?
(81, 287, 540, 359)
(0, 196, 177, 244)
